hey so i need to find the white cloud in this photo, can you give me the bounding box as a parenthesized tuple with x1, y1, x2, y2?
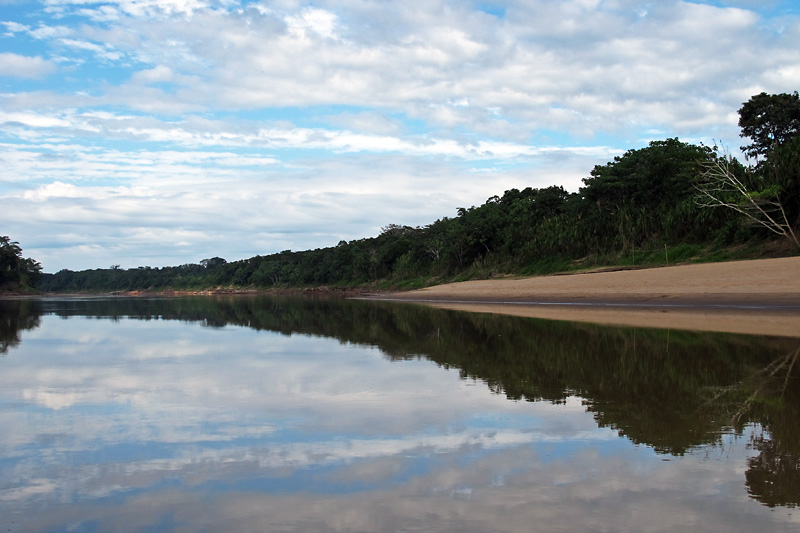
(324, 111, 404, 136)
(0, 53, 56, 78)
(285, 7, 339, 39)
(0, 110, 73, 127)
(2, 20, 29, 34)
(1, 0, 799, 269)
(28, 23, 72, 40)
(58, 37, 123, 61)
(1, 107, 616, 161)
(44, 0, 215, 18)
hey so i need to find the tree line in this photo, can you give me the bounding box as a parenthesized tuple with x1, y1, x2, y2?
(34, 91, 800, 293)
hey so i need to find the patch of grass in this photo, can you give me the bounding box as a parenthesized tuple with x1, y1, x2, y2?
(450, 273, 474, 283)
(692, 248, 735, 264)
(614, 243, 704, 267)
(666, 243, 703, 264)
(518, 256, 574, 276)
(392, 277, 430, 290)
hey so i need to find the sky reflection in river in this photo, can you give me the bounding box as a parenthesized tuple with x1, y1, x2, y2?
(0, 297, 798, 532)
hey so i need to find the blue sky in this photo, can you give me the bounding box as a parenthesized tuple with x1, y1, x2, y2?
(1, 0, 798, 271)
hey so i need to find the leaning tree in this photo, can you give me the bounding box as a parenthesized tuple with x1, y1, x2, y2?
(695, 92, 800, 250)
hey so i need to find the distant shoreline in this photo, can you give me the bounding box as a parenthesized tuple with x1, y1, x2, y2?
(8, 286, 369, 299)
(8, 256, 800, 337)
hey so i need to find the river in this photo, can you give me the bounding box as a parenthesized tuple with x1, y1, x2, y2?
(1, 296, 798, 531)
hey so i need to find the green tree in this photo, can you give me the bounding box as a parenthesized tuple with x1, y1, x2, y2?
(200, 257, 227, 269)
(738, 91, 800, 160)
(580, 139, 715, 254)
(581, 138, 710, 209)
(761, 135, 800, 226)
(0, 236, 42, 290)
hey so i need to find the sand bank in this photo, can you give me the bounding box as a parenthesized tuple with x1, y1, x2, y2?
(371, 257, 800, 337)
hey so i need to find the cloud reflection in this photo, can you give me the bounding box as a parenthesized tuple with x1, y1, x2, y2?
(0, 307, 798, 531)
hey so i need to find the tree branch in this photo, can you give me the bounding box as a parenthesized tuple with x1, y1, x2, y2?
(694, 151, 800, 250)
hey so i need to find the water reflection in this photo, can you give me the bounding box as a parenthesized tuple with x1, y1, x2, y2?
(0, 296, 798, 531)
(0, 299, 41, 354)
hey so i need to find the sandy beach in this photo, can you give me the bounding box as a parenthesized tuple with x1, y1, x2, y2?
(372, 256, 800, 337)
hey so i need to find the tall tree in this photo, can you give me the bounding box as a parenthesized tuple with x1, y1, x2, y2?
(738, 91, 800, 160)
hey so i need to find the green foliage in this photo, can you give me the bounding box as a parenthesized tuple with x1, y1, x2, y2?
(0, 236, 42, 291)
(518, 256, 574, 276)
(738, 91, 800, 159)
(582, 138, 711, 209)
(666, 243, 703, 263)
(761, 135, 800, 225)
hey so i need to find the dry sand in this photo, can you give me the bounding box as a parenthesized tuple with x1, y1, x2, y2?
(372, 256, 800, 337)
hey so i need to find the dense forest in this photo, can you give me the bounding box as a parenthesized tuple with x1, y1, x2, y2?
(31, 91, 800, 293)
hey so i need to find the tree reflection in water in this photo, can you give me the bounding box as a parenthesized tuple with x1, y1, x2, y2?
(3, 294, 799, 508)
(0, 299, 41, 354)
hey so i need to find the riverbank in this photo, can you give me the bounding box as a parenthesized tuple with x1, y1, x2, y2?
(368, 256, 800, 337)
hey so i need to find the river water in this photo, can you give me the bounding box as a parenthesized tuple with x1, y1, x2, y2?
(1, 296, 798, 532)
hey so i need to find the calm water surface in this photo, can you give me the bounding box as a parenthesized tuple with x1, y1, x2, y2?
(1, 296, 799, 532)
